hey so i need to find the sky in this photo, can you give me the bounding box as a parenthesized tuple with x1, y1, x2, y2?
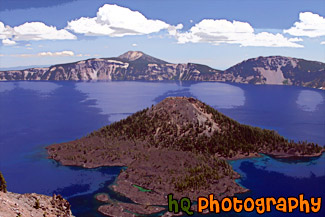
(0, 0, 324, 70)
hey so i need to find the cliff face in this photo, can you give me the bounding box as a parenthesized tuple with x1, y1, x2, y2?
(1, 51, 324, 89)
(0, 191, 73, 217)
(224, 56, 325, 88)
(0, 52, 220, 81)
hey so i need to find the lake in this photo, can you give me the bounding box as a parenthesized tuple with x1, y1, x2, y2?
(0, 81, 324, 216)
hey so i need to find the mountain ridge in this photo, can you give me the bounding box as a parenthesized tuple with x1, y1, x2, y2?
(1, 51, 324, 89)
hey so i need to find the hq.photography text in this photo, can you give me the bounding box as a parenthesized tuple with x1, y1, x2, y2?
(168, 194, 322, 215)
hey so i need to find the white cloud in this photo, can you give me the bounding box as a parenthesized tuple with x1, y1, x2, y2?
(132, 43, 137, 47)
(66, 4, 172, 37)
(0, 22, 13, 40)
(284, 12, 325, 37)
(172, 19, 303, 47)
(38, 51, 75, 56)
(167, 24, 183, 36)
(0, 21, 76, 45)
(12, 50, 75, 58)
(13, 22, 76, 41)
(2, 38, 16, 45)
(321, 41, 325, 45)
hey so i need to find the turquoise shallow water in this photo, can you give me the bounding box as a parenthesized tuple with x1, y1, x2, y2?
(0, 81, 324, 216)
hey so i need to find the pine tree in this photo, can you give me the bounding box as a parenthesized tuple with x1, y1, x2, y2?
(0, 171, 7, 193)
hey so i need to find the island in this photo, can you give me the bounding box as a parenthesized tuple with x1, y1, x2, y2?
(47, 97, 324, 216)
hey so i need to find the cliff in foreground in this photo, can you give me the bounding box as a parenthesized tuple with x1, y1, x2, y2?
(0, 191, 73, 217)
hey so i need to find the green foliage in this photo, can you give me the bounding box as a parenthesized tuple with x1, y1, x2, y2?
(34, 199, 40, 209)
(0, 171, 7, 193)
(89, 100, 322, 159)
(283, 79, 289, 85)
(132, 184, 152, 192)
(174, 157, 232, 192)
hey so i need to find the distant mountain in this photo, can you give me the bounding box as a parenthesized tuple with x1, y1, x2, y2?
(118, 51, 168, 64)
(0, 51, 324, 89)
(224, 56, 325, 89)
(0, 64, 49, 71)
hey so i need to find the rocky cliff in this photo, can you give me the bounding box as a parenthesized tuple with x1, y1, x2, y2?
(224, 56, 325, 88)
(0, 51, 220, 82)
(1, 51, 324, 89)
(0, 191, 73, 217)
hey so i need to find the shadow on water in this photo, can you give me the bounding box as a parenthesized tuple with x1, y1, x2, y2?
(154, 87, 195, 103)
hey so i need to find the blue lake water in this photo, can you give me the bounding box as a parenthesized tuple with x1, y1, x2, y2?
(0, 81, 324, 216)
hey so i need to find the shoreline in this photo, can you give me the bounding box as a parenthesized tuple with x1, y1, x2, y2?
(48, 148, 324, 216)
(46, 97, 325, 216)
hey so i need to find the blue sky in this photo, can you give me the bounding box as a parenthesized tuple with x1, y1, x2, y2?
(0, 0, 324, 70)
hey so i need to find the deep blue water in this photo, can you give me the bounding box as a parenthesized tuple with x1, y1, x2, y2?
(0, 81, 324, 216)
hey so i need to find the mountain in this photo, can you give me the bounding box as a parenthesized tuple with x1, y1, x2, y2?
(118, 51, 168, 64)
(0, 51, 220, 82)
(47, 97, 323, 216)
(224, 56, 325, 88)
(0, 64, 49, 71)
(0, 51, 324, 89)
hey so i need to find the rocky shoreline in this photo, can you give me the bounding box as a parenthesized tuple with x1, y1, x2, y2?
(47, 97, 324, 216)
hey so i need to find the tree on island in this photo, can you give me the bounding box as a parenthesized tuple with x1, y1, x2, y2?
(0, 171, 7, 193)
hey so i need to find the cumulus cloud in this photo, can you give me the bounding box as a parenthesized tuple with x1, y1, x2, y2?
(13, 22, 76, 41)
(0, 21, 76, 45)
(12, 50, 75, 58)
(284, 12, 325, 37)
(132, 43, 138, 47)
(38, 51, 75, 56)
(167, 24, 183, 36)
(0, 22, 13, 40)
(172, 19, 303, 47)
(321, 41, 325, 45)
(2, 38, 16, 45)
(66, 4, 173, 37)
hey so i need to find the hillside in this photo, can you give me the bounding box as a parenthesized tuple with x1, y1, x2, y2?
(224, 56, 325, 88)
(1, 51, 324, 89)
(0, 171, 73, 217)
(47, 97, 323, 216)
(0, 191, 73, 217)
